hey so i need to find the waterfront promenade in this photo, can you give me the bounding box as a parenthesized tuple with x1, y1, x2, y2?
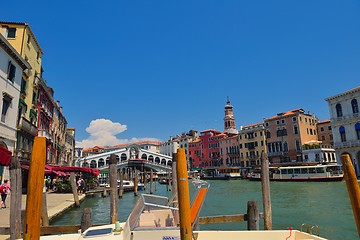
(0, 192, 86, 240)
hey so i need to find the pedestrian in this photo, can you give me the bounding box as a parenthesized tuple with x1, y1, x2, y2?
(77, 177, 83, 195)
(0, 179, 10, 208)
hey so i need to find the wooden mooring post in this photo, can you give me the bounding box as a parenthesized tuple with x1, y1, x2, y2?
(70, 172, 80, 207)
(134, 169, 138, 196)
(341, 153, 360, 237)
(109, 154, 118, 224)
(176, 148, 192, 240)
(118, 169, 124, 198)
(150, 169, 153, 194)
(81, 208, 92, 233)
(41, 189, 49, 227)
(247, 200, 259, 230)
(260, 152, 272, 230)
(23, 137, 47, 240)
(9, 156, 22, 240)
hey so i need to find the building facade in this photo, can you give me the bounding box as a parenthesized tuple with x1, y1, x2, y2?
(317, 120, 333, 145)
(0, 33, 30, 180)
(239, 123, 267, 167)
(0, 22, 43, 163)
(264, 108, 319, 163)
(325, 86, 360, 176)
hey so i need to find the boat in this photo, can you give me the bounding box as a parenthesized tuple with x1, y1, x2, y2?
(158, 178, 171, 185)
(250, 164, 344, 182)
(122, 180, 145, 191)
(99, 180, 145, 191)
(200, 167, 244, 180)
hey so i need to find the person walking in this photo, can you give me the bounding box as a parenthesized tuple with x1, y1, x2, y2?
(0, 179, 10, 208)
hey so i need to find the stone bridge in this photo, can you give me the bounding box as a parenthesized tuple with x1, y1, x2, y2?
(74, 144, 172, 172)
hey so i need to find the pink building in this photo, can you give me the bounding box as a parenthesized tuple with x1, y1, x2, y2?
(188, 139, 201, 168)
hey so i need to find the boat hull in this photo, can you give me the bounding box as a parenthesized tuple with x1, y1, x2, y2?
(250, 176, 343, 182)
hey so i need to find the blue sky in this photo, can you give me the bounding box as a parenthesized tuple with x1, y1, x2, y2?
(3, 1, 360, 148)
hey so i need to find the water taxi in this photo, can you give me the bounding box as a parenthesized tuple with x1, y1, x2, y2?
(200, 167, 243, 180)
(250, 164, 343, 182)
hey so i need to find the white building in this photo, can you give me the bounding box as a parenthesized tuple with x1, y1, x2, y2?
(160, 136, 179, 157)
(160, 130, 198, 168)
(302, 141, 337, 163)
(325, 86, 360, 176)
(0, 34, 30, 180)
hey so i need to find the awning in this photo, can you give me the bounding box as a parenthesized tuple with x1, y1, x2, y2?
(21, 164, 100, 176)
(0, 145, 12, 166)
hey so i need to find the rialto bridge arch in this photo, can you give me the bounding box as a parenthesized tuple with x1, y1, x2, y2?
(75, 144, 172, 172)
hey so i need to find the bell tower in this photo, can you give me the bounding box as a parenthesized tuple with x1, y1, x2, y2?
(224, 98, 237, 134)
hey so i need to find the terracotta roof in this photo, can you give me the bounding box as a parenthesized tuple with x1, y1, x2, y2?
(318, 119, 330, 124)
(200, 129, 221, 134)
(264, 108, 311, 121)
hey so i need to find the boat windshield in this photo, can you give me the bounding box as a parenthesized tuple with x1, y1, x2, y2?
(128, 194, 179, 230)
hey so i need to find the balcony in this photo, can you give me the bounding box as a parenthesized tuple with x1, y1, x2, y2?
(17, 116, 37, 136)
(268, 151, 284, 157)
(334, 140, 360, 149)
(38, 129, 54, 143)
(331, 113, 359, 123)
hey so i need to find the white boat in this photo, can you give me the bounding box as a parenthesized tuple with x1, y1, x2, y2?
(250, 164, 344, 182)
(121, 180, 145, 191)
(99, 180, 145, 191)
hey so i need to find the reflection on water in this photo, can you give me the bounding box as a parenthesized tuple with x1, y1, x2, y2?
(51, 180, 357, 240)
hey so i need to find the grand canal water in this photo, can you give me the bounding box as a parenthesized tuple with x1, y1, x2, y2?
(52, 180, 358, 240)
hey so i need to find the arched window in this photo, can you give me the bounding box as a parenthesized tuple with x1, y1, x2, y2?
(355, 123, 360, 140)
(339, 126, 346, 142)
(98, 159, 105, 168)
(90, 160, 97, 168)
(352, 99, 359, 114)
(336, 104, 343, 117)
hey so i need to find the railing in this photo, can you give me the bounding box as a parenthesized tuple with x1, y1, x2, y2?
(334, 140, 360, 148)
(331, 113, 359, 122)
(38, 129, 54, 142)
(267, 152, 284, 157)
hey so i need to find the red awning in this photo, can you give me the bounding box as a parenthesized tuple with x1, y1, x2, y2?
(21, 164, 100, 176)
(0, 145, 12, 166)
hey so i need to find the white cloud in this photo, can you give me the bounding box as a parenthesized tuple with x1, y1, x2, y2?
(76, 119, 160, 148)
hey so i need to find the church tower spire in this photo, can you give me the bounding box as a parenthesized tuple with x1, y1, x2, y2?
(224, 98, 237, 134)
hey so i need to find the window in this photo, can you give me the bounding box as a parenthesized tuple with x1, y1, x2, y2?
(296, 140, 301, 151)
(7, 62, 16, 82)
(1, 94, 12, 123)
(293, 125, 298, 134)
(27, 35, 31, 44)
(339, 126, 346, 142)
(336, 104, 343, 117)
(355, 123, 360, 140)
(320, 127, 324, 132)
(7, 28, 16, 38)
(292, 117, 297, 122)
(21, 78, 27, 94)
(352, 99, 359, 114)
